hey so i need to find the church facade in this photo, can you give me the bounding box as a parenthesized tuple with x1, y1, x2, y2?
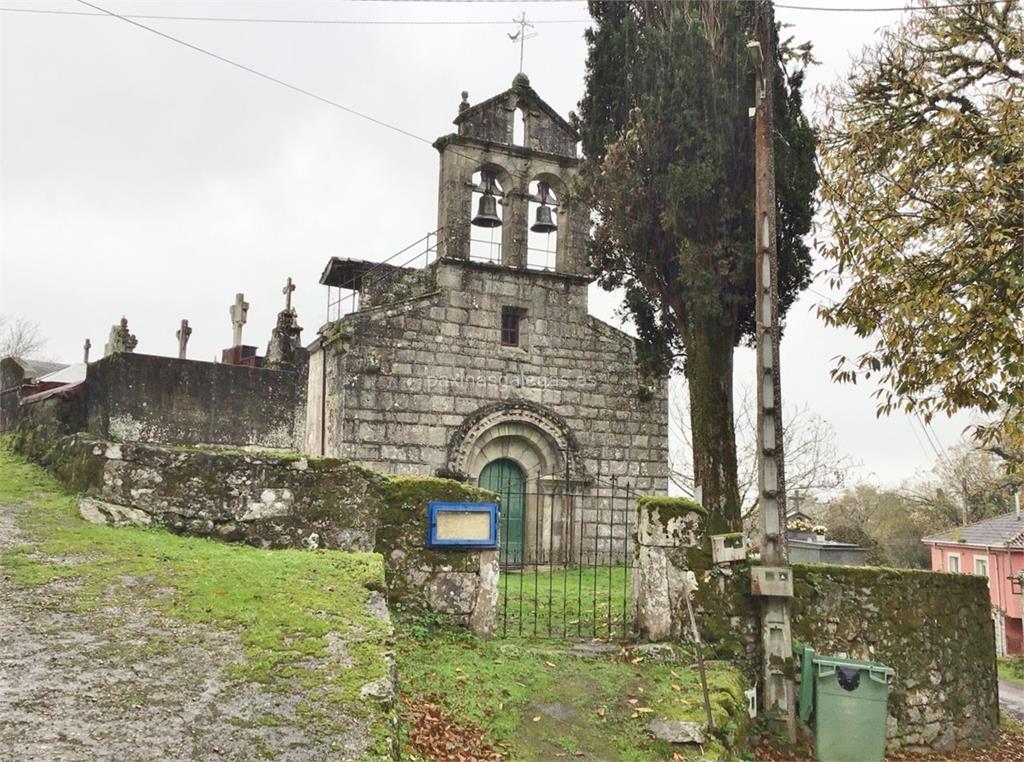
(304, 76, 668, 564)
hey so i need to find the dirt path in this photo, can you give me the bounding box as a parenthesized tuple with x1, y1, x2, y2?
(0, 503, 371, 761)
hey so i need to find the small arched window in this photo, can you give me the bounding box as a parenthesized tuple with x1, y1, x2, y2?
(512, 106, 526, 147)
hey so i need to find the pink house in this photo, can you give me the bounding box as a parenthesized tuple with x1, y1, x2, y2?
(923, 512, 1024, 655)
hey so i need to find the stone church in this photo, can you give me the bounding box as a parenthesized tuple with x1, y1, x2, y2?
(305, 75, 668, 565)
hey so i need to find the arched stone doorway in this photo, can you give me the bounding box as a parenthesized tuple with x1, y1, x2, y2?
(479, 458, 525, 566)
(446, 402, 587, 567)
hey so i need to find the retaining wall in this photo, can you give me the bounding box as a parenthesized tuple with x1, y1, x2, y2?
(12, 432, 497, 634)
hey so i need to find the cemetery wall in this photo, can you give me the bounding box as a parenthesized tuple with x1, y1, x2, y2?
(86, 353, 306, 450)
(11, 432, 498, 633)
(791, 564, 999, 754)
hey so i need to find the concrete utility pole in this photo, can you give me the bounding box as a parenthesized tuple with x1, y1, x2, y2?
(749, 0, 796, 741)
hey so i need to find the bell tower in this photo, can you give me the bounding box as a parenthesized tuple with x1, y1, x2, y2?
(433, 74, 587, 276)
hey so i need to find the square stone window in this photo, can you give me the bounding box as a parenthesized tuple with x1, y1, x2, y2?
(501, 306, 525, 347)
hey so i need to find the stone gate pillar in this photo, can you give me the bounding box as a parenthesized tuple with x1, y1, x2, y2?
(633, 497, 706, 641)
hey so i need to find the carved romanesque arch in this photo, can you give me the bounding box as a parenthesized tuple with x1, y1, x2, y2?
(443, 401, 586, 484)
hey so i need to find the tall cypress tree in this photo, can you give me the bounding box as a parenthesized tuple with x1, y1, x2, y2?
(576, 1, 817, 531)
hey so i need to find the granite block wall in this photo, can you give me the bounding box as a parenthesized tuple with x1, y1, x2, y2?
(791, 564, 999, 754)
(86, 352, 306, 450)
(308, 258, 669, 562)
(634, 507, 1000, 754)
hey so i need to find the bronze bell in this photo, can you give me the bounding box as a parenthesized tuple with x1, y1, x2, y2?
(531, 203, 557, 234)
(472, 192, 502, 228)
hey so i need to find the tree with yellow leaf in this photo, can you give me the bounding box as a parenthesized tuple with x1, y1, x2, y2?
(817, 0, 1023, 463)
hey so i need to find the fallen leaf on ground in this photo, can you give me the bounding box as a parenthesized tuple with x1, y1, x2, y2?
(402, 694, 505, 761)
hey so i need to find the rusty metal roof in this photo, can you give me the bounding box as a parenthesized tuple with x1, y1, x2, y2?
(319, 257, 408, 290)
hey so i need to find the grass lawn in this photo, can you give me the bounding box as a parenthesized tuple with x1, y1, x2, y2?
(498, 565, 634, 640)
(998, 656, 1024, 686)
(0, 444, 393, 746)
(395, 626, 748, 761)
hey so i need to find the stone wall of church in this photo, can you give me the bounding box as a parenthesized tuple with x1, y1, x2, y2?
(309, 258, 669, 562)
(87, 353, 306, 450)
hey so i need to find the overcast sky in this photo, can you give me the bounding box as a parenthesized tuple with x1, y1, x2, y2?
(0, 0, 976, 487)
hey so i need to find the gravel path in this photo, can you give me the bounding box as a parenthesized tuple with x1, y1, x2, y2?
(1001, 677, 1024, 722)
(0, 503, 376, 761)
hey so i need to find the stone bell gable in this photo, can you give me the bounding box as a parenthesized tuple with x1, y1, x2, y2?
(434, 74, 588, 276)
(451, 72, 578, 156)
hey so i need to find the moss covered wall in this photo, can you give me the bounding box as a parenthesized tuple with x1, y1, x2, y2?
(792, 564, 999, 754)
(11, 432, 500, 634)
(376, 476, 498, 632)
(637, 510, 999, 755)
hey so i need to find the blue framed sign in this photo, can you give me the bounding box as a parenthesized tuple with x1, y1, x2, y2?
(426, 501, 499, 548)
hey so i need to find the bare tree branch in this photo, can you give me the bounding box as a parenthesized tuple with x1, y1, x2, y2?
(670, 379, 857, 517)
(0, 315, 46, 359)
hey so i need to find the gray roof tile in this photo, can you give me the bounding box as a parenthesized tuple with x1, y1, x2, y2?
(922, 511, 1024, 547)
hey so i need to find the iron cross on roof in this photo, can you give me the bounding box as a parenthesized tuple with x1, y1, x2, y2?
(508, 13, 538, 74)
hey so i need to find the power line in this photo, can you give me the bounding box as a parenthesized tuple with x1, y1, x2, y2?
(0, 7, 587, 24)
(308, 0, 1003, 9)
(1, 0, 1006, 22)
(907, 418, 935, 464)
(72, 0, 518, 184)
(74, 0, 435, 148)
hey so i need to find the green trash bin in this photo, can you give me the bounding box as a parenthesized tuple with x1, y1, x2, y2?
(810, 655, 894, 762)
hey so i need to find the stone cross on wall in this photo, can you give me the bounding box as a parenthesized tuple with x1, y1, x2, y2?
(104, 317, 138, 357)
(282, 277, 295, 312)
(229, 293, 249, 347)
(83, 338, 91, 364)
(176, 319, 192, 360)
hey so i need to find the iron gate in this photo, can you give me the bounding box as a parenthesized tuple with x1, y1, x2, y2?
(489, 467, 639, 640)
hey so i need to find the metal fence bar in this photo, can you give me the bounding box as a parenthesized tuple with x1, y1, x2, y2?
(576, 482, 585, 639)
(608, 475, 616, 639)
(492, 465, 638, 641)
(562, 463, 570, 640)
(592, 459, 601, 639)
(501, 487, 510, 634)
(536, 475, 544, 635)
(547, 481, 555, 638)
(622, 480, 631, 640)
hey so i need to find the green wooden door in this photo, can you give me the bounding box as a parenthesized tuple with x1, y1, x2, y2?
(479, 458, 525, 566)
